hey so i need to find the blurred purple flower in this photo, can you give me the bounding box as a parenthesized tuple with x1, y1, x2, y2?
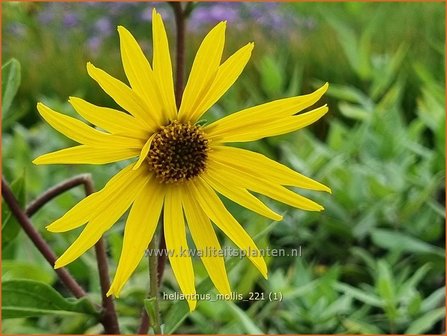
(188, 2, 307, 35)
(87, 35, 103, 54)
(37, 9, 54, 25)
(141, 7, 152, 22)
(140, 4, 172, 22)
(190, 3, 241, 30)
(95, 17, 113, 36)
(63, 13, 79, 28)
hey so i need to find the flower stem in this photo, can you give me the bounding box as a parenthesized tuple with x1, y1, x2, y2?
(1, 176, 86, 298)
(83, 179, 121, 335)
(25, 174, 92, 217)
(138, 231, 166, 334)
(14, 174, 120, 334)
(149, 235, 162, 334)
(171, 2, 186, 107)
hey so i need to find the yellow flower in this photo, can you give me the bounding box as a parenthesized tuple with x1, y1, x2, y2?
(34, 9, 330, 311)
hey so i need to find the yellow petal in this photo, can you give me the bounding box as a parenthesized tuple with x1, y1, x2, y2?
(205, 83, 329, 140)
(86, 62, 157, 130)
(189, 42, 254, 122)
(164, 186, 196, 311)
(181, 186, 231, 295)
(117, 26, 165, 126)
(33, 145, 140, 165)
(190, 178, 267, 278)
(178, 21, 226, 121)
(133, 133, 155, 170)
(108, 177, 165, 297)
(69, 97, 149, 140)
(54, 168, 150, 268)
(208, 159, 324, 212)
(202, 170, 282, 221)
(46, 164, 147, 232)
(152, 9, 177, 120)
(37, 103, 143, 148)
(215, 105, 329, 142)
(210, 146, 331, 193)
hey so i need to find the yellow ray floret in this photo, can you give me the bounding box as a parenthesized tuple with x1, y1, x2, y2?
(108, 177, 165, 297)
(178, 21, 226, 121)
(164, 187, 197, 311)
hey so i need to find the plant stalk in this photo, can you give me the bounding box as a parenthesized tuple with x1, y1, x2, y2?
(1, 176, 86, 298)
(149, 236, 162, 334)
(83, 179, 121, 335)
(13, 174, 120, 334)
(171, 2, 186, 107)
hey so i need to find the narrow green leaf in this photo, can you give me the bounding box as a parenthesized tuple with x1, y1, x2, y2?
(2, 58, 21, 117)
(226, 301, 263, 334)
(398, 263, 431, 299)
(2, 261, 55, 284)
(2, 280, 98, 319)
(376, 260, 397, 320)
(334, 282, 382, 307)
(371, 229, 445, 257)
(421, 287, 445, 312)
(406, 307, 445, 334)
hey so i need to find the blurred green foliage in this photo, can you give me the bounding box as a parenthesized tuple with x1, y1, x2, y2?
(2, 2, 445, 334)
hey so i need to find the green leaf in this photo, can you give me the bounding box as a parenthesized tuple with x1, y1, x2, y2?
(2, 280, 98, 319)
(421, 287, 445, 312)
(338, 102, 370, 121)
(333, 282, 382, 307)
(2, 173, 26, 250)
(406, 307, 445, 334)
(258, 55, 284, 97)
(144, 298, 163, 333)
(2, 261, 55, 284)
(325, 14, 359, 76)
(2, 58, 21, 118)
(370, 43, 408, 100)
(398, 263, 431, 299)
(371, 229, 445, 258)
(376, 260, 397, 320)
(226, 301, 263, 334)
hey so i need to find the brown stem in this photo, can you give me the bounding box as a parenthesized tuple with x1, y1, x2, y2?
(171, 2, 186, 108)
(83, 178, 121, 335)
(94, 238, 120, 334)
(25, 174, 92, 217)
(1, 176, 86, 298)
(137, 308, 150, 334)
(20, 174, 120, 334)
(157, 233, 167, 283)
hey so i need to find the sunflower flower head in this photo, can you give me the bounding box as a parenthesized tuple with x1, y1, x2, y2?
(34, 9, 330, 311)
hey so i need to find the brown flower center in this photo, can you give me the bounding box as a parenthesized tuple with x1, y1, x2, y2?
(147, 120, 209, 183)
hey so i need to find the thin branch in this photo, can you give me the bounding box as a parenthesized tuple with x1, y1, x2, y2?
(137, 307, 150, 334)
(1, 176, 86, 298)
(171, 2, 186, 108)
(94, 238, 121, 334)
(25, 174, 92, 217)
(21, 174, 120, 334)
(83, 178, 121, 335)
